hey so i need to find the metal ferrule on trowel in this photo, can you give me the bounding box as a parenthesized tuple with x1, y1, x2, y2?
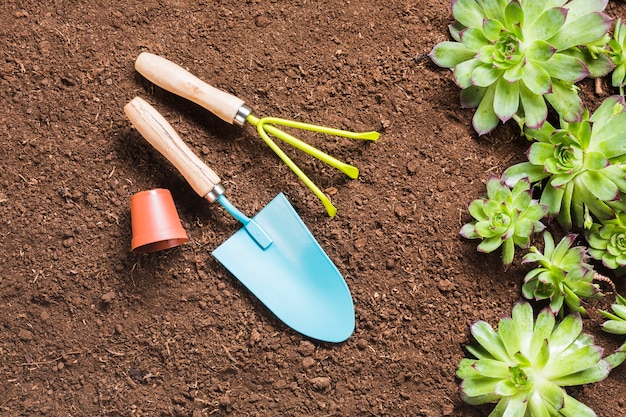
(124, 97, 272, 250)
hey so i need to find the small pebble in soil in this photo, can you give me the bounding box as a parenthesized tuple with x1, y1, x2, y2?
(297, 340, 315, 356)
(302, 357, 316, 368)
(18, 329, 33, 341)
(254, 15, 271, 28)
(101, 291, 116, 303)
(250, 329, 261, 345)
(437, 279, 455, 292)
(273, 379, 288, 389)
(309, 376, 331, 391)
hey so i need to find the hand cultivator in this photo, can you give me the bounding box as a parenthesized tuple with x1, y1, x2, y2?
(135, 52, 379, 217)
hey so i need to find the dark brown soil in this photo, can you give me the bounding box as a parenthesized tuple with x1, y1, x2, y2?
(2, 1, 626, 416)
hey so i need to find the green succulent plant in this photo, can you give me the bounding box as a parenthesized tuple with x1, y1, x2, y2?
(503, 95, 626, 230)
(460, 177, 547, 265)
(429, 0, 612, 135)
(587, 213, 626, 269)
(522, 232, 600, 315)
(458, 302, 611, 416)
(608, 18, 626, 93)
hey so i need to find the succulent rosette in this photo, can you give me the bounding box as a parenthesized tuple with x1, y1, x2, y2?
(503, 95, 626, 230)
(460, 177, 547, 265)
(429, 0, 612, 135)
(522, 232, 600, 315)
(587, 214, 626, 269)
(457, 302, 611, 416)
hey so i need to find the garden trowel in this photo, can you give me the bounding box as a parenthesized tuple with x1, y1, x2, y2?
(124, 97, 355, 343)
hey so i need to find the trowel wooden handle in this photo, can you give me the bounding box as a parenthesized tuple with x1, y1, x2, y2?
(124, 97, 222, 199)
(135, 52, 246, 125)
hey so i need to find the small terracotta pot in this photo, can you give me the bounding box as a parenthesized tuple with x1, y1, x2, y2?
(130, 189, 188, 253)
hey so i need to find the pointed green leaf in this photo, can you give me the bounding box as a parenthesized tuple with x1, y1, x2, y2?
(503, 60, 524, 83)
(528, 391, 552, 417)
(472, 358, 511, 378)
(460, 223, 480, 239)
(548, 313, 582, 357)
(460, 85, 487, 108)
(552, 234, 576, 264)
(504, 0, 523, 27)
(543, 231, 556, 257)
(472, 65, 502, 87)
(545, 80, 584, 123)
(473, 84, 500, 135)
(543, 345, 603, 379)
(541, 183, 566, 217)
(461, 27, 490, 51)
(527, 142, 555, 164)
(457, 358, 480, 378)
(526, 7, 567, 41)
(535, 379, 565, 410)
(460, 376, 501, 397)
(519, 81, 549, 129)
(611, 303, 626, 319)
(471, 320, 511, 362)
(454, 58, 483, 88)
(452, 0, 487, 28)
(551, 360, 611, 386)
(481, 0, 507, 21)
(494, 77, 519, 122)
(501, 393, 528, 417)
(559, 393, 598, 417)
(497, 317, 520, 357)
(585, 151, 609, 170)
(547, 12, 612, 50)
(522, 61, 552, 95)
(580, 171, 619, 202)
(529, 308, 555, 360)
(478, 236, 504, 253)
(565, 0, 610, 20)
(468, 198, 487, 220)
(510, 302, 534, 352)
(503, 163, 548, 185)
(483, 18, 505, 42)
(612, 64, 626, 88)
(430, 41, 477, 68)
(605, 350, 626, 369)
(589, 95, 623, 124)
(602, 319, 626, 334)
(527, 40, 556, 62)
(542, 54, 589, 82)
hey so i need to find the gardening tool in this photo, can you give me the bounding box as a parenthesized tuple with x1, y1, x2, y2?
(124, 97, 355, 343)
(134, 52, 380, 217)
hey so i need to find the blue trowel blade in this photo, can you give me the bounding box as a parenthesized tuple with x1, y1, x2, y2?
(212, 193, 355, 343)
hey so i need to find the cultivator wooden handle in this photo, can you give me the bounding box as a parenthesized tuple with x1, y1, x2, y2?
(135, 52, 250, 126)
(124, 97, 224, 201)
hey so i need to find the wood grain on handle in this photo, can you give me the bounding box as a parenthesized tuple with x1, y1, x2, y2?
(135, 52, 245, 125)
(124, 97, 221, 198)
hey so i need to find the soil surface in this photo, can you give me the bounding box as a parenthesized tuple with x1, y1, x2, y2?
(2, 1, 626, 416)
